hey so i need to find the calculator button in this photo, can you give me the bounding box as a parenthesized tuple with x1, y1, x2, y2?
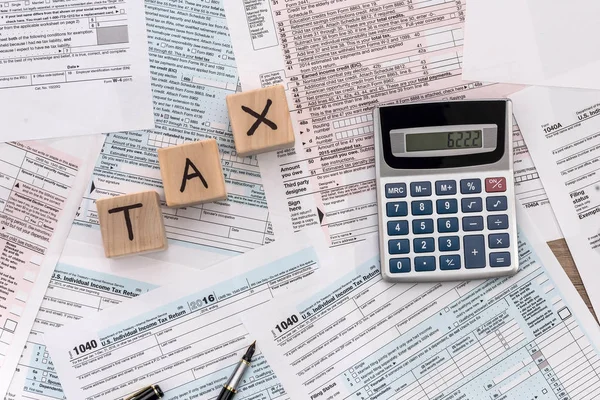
(485, 177, 507, 193)
(490, 252, 511, 267)
(385, 183, 407, 198)
(462, 216, 484, 231)
(415, 256, 436, 272)
(460, 178, 481, 194)
(461, 197, 483, 213)
(388, 239, 410, 254)
(489, 233, 510, 248)
(412, 219, 434, 234)
(410, 181, 432, 197)
(440, 255, 461, 270)
(411, 200, 433, 215)
(386, 202, 408, 217)
(488, 214, 509, 230)
(413, 238, 435, 253)
(464, 235, 486, 269)
(438, 236, 460, 252)
(435, 180, 457, 195)
(389, 258, 411, 273)
(436, 199, 458, 214)
(486, 196, 508, 211)
(387, 221, 409, 235)
(438, 217, 459, 233)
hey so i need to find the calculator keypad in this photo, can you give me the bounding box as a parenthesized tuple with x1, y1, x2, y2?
(384, 174, 514, 276)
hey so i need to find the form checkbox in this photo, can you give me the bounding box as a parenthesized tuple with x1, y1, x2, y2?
(185, 118, 190, 123)
(42, 377, 47, 382)
(43, 371, 48, 376)
(352, 373, 357, 377)
(42, 359, 47, 364)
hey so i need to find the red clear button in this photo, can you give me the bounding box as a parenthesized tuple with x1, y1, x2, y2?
(485, 177, 506, 192)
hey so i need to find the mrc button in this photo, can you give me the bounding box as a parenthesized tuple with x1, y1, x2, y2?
(385, 183, 407, 198)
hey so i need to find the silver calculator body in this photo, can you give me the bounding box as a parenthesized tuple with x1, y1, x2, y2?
(374, 100, 518, 282)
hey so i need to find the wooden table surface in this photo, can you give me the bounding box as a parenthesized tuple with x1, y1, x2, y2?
(548, 239, 597, 321)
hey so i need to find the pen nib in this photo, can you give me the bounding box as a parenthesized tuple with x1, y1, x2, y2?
(243, 341, 256, 362)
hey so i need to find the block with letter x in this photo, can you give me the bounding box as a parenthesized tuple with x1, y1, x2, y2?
(157, 138, 227, 207)
(96, 191, 168, 258)
(226, 84, 295, 157)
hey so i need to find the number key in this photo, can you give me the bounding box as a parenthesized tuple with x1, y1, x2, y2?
(411, 200, 433, 215)
(387, 220, 409, 235)
(436, 199, 458, 214)
(438, 217, 459, 232)
(413, 238, 435, 253)
(389, 258, 411, 273)
(386, 201, 408, 217)
(438, 236, 460, 251)
(388, 239, 410, 254)
(412, 219, 434, 234)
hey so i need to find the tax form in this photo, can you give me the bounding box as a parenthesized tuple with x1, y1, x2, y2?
(45, 229, 341, 400)
(511, 86, 600, 315)
(512, 120, 562, 242)
(242, 210, 600, 400)
(463, 0, 600, 90)
(225, 0, 522, 245)
(5, 239, 195, 400)
(0, 0, 154, 141)
(71, 0, 274, 268)
(0, 136, 104, 398)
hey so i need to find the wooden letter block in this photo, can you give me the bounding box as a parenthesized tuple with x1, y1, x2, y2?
(96, 191, 168, 258)
(157, 138, 227, 207)
(226, 84, 295, 157)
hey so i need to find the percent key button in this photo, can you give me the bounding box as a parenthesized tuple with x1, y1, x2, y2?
(485, 177, 506, 193)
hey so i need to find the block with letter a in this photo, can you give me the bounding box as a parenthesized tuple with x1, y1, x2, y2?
(96, 191, 168, 258)
(157, 138, 227, 207)
(226, 84, 295, 157)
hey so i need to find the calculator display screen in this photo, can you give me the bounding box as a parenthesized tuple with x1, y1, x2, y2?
(405, 130, 483, 152)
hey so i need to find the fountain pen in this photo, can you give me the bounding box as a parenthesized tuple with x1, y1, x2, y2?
(217, 341, 256, 400)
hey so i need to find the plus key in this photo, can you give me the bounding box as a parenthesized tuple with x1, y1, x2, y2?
(485, 177, 506, 193)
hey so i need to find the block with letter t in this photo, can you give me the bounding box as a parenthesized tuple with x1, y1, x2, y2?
(157, 138, 227, 207)
(226, 84, 295, 157)
(96, 191, 168, 258)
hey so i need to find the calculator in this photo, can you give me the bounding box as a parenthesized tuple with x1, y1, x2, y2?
(374, 100, 518, 282)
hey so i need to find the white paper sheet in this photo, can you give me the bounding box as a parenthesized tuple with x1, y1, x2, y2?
(463, 0, 600, 90)
(5, 239, 195, 400)
(44, 228, 345, 400)
(511, 86, 600, 316)
(0, 135, 104, 398)
(241, 208, 600, 399)
(512, 120, 562, 242)
(224, 0, 521, 245)
(0, 0, 154, 141)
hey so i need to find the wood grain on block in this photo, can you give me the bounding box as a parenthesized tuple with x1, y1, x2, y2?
(226, 84, 295, 157)
(96, 191, 168, 258)
(157, 139, 227, 207)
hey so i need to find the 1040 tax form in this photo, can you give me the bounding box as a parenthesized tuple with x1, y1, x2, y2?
(44, 229, 342, 400)
(242, 210, 600, 400)
(511, 86, 600, 316)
